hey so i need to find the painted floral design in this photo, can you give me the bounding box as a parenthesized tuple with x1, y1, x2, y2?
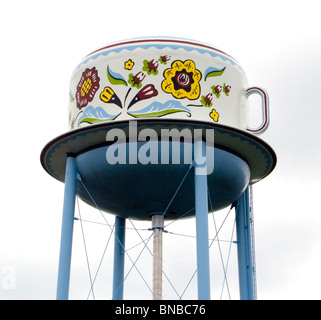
(124, 59, 134, 70)
(200, 93, 213, 108)
(142, 59, 159, 75)
(209, 109, 219, 122)
(100, 86, 122, 108)
(76, 67, 100, 109)
(70, 53, 232, 129)
(212, 84, 222, 98)
(128, 71, 146, 88)
(158, 55, 171, 65)
(161, 60, 202, 100)
(223, 83, 231, 96)
(127, 84, 158, 109)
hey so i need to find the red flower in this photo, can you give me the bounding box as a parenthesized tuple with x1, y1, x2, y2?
(128, 84, 158, 109)
(159, 55, 171, 64)
(76, 67, 100, 109)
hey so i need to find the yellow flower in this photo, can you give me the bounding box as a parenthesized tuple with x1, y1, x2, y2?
(100, 86, 115, 102)
(209, 109, 219, 122)
(124, 59, 134, 70)
(161, 60, 202, 100)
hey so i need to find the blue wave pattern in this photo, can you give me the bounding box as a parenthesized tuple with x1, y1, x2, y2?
(75, 40, 243, 73)
(78, 106, 120, 125)
(128, 100, 191, 118)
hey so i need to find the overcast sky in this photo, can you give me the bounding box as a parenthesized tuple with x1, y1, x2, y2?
(1, 0, 321, 300)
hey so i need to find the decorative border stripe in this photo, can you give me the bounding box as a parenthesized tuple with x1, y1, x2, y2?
(75, 38, 244, 73)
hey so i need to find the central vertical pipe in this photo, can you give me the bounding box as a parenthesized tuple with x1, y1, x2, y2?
(151, 214, 164, 300)
(194, 139, 211, 300)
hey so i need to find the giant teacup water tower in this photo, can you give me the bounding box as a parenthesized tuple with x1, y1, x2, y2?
(41, 38, 276, 300)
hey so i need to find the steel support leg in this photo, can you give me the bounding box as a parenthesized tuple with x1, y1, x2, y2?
(236, 187, 254, 300)
(194, 140, 211, 300)
(56, 155, 77, 300)
(112, 216, 126, 300)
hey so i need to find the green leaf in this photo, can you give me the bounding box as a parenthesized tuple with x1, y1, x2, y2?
(128, 109, 187, 118)
(204, 67, 226, 81)
(107, 65, 127, 86)
(78, 117, 116, 125)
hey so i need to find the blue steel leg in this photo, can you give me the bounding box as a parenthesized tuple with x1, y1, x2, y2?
(194, 140, 211, 300)
(112, 216, 126, 300)
(235, 187, 254, 300)
(56, 156, 77, 300)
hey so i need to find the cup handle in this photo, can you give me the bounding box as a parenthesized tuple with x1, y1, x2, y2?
(246, 87, 270, 134)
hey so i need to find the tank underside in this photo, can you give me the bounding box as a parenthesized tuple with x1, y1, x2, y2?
(75, 142, 250, 220)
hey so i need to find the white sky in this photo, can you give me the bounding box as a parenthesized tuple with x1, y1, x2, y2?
(1, 0, 321, 300)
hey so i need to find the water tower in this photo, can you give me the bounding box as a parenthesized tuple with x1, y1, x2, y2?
(40, 38, 276, 300)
